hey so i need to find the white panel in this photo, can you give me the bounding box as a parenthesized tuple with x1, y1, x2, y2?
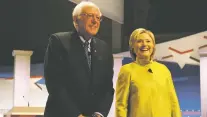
(12, 50, 33, 107)
(199, 48, 207, 117)
(107, 56, 123, 117)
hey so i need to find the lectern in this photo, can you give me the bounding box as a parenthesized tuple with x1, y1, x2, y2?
(12, 50, 33, 107)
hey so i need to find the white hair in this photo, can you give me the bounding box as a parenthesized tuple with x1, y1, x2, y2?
(72, 1, 102, 18)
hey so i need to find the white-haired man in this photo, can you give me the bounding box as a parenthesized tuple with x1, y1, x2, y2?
(44, 1, 114, 117)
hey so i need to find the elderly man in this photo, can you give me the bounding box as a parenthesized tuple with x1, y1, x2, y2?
(43, 1, 114, 117)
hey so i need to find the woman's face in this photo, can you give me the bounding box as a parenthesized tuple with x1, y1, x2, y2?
(133, 33, 154, 60)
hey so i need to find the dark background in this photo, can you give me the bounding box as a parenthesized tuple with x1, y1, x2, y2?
(0, 0, 206, 65)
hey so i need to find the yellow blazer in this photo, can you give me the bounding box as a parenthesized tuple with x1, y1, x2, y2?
(115, 61, 181, 117)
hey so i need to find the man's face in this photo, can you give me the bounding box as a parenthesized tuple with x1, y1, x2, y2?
(76, 6, 101, 37)
(133, 33, 154, 60)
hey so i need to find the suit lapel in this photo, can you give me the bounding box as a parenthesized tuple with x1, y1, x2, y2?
(91, 38, 99, 75)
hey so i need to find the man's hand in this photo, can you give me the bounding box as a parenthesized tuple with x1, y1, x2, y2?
(78, 114, 85, 117)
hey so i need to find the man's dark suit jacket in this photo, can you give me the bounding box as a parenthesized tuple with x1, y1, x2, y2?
(43, 31, 114, 117)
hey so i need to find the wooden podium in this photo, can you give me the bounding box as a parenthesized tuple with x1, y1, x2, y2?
(4, 107, 44, 117)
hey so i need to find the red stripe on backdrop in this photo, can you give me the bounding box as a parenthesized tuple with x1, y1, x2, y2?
(169, 47, 194, 54)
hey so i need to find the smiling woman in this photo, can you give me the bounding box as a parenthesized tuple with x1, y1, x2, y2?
(115, 28, 182, 117)
(129, 28, 155, 65)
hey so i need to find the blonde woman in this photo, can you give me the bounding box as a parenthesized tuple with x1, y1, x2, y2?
(115, 28, 181, 117)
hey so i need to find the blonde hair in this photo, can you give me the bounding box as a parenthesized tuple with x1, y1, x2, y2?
(129, 28, 156, 60)
(72, 1, 101, 29)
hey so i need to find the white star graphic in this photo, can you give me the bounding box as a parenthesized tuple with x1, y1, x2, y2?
(170, 50, 199, 69)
